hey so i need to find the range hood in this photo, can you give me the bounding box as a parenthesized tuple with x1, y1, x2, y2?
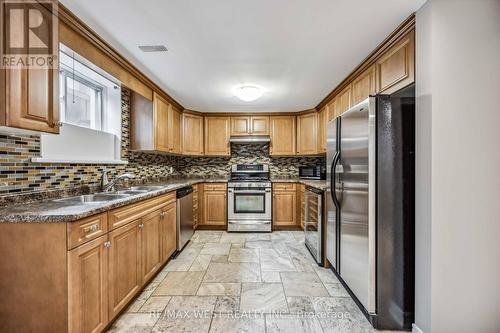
(229, 135, 271, 144)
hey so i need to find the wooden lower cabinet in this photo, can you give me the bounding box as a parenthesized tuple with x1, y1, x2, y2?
(272, 183, 297, 228)
(108, 220, 142, 319)
(141, 209, 163, 283)
(201, 183, 227, 226)
(161, 202, 177, 262)
(68, 235, 109, 333)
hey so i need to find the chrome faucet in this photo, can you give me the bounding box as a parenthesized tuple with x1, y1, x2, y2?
(101, 170, 135, 192)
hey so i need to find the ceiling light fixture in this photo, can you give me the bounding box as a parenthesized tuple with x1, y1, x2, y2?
(233, 85, 264, 102)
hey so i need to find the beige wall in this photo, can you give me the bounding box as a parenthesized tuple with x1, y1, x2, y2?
(415, 0, 500, 332)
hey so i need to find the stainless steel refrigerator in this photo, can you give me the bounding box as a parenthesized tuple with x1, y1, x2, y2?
(326, 85, 415, 330)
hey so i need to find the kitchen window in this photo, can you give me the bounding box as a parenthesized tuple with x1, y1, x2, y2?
(33, 45, 126, 164)
(59, 68, 103, 130)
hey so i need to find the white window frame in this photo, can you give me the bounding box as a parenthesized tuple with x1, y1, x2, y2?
(59, 66, 105, 131)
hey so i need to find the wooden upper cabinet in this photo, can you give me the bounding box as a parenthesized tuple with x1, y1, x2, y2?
(270, 116, 296, 156)
(375, 30, 415, 94)
(68, 235, 109, 333)
(204, 117, 230, 156)
(167, 104, 182, 154)
(1, 4, 59, 133)
(154, 93, 170, 152)
(131, 92, 181, 154)
(297, 112, 318, 155)
(250, 116, 269, 135)
(328, 98, 338, 121)
(338, 86, 351, 116)
(230, 116, 251, 136)
(351, 65, 376, 106)
(182, 113, 204, 155)
(155, 94, 181, 154)
(317, 107, 327, 154)
(230, 116, 269, 136)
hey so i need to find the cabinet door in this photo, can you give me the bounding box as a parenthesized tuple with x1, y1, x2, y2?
(203, 189, 227, 225)
(297, 113, 318, 155)
(375, 30, 415, 94)
(338, 86, 351, 116)
(328, 98, 338, 121)
(230, 116, 251, 136)
(108, 220, 141, 319)
(270, 116, 296, 156)
(182, 113, 204, 155)
(204, 117, 230, 156)
(168, 105, 182, 154)
(154, 93, 170, 152)
(351, 65, 376, 106)
(68, 235, 108, 333)
(250, 116, 270, 135)
(2, 4, 59, 134)
(161, 202, 177, 263)
(317, 107, 327, 153)
(140, 210, 163, 284)
(273, 191, 297, 226)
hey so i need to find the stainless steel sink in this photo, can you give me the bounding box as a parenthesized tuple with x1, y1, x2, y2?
(114, 190, 148, 195)
(55, 193, 130, 203)
(128, 186, 164, 192)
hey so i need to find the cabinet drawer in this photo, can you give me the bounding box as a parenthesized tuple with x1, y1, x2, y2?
(108, 193, 176, 230)
(273, 183, 297, 191)
(203, 183, 227, 191)
(67, 213, 108, 250)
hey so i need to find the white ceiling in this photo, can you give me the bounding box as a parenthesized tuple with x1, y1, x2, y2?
(60, 0, 426, 112)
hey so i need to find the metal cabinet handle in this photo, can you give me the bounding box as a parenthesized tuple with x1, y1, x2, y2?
(138, 223, 145, 229)
(104, 241, 111, 248)
(160, 212, 166, 219)
(50, 121, 63, 128)
(89, 224, 98, 232)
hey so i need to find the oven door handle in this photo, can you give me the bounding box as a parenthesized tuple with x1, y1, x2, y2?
(230, 190, 271, 193)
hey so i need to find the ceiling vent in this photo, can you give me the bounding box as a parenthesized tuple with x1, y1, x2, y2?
(138, 45, 168, 52)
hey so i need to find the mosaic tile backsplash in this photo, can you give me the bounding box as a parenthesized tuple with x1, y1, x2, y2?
(178, 144, 325, 178)
(0, 88, 324, 201)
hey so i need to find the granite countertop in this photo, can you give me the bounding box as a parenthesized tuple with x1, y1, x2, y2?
(0, 178, 228, 224)
(271, 177, 329, 191)
(0, 177, 328, 224)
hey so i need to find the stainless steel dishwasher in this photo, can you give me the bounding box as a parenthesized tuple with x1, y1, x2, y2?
(176, 186, 194, 251)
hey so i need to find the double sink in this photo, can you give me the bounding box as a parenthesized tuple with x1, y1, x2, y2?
(55, 186, 165, 204)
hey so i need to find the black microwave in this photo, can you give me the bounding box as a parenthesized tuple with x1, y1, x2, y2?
(299, 165, 326, 180)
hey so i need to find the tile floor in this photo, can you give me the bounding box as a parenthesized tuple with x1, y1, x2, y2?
(107, 231, 387, 333)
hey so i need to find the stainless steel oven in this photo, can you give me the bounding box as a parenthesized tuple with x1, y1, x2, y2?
(228, 182, 272, 232)
(227, 164, 272, 232)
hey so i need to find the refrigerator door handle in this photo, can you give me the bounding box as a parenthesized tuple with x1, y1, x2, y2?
(330, 151, 340, 208)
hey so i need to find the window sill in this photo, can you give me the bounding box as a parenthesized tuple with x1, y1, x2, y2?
(31, 157, 128, 165)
